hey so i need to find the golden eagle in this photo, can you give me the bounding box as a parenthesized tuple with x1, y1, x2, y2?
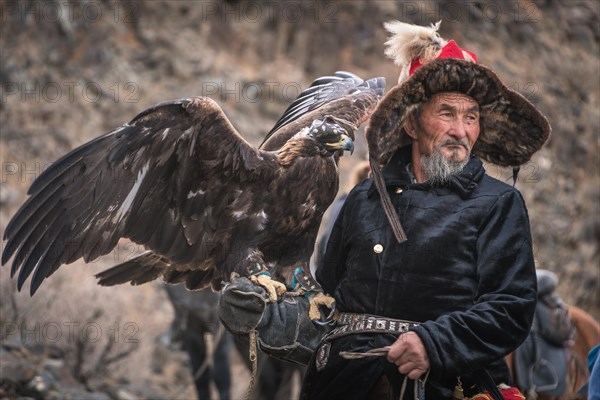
(2, 72, 384, 299)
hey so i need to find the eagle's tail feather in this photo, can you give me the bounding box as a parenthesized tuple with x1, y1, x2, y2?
(95, 250, 165, 286)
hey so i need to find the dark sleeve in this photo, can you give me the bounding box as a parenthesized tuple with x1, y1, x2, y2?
(315, 191, 356, 295)
(314, 195, 348, 271)
(413, 190, 537, 377)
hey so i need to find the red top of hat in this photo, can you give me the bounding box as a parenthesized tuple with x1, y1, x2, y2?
(408, 40, 478, 77)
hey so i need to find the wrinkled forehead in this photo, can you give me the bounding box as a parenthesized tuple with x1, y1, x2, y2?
(424, 92, 480, 110)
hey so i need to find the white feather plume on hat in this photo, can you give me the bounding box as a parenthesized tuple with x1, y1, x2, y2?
(383, 20, 448, 83)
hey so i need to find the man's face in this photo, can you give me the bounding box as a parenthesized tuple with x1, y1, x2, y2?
(406, 92, 481, 162)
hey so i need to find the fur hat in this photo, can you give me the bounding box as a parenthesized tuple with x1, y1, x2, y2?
(365, 21, 551, 243)
(367, 20, 551, 168)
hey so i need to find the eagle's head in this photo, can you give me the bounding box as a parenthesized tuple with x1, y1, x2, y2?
(306, 116, 355, 156)
(278, 117, 355, 166)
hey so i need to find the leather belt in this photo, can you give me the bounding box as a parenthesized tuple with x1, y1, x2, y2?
(332, 313, 419, 333)
(315, 312, 420, 371)
(329, 312, 420, 340)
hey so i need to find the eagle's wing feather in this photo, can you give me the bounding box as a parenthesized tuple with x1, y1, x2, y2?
(264, 72, 361, 136)
(260, 71, 385, 150)
(2, 97, 274, 294)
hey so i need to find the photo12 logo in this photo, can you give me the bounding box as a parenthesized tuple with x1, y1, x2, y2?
(199, 1, 338, 24)
(1, 1, 139, 24)
(392, 2, 540, 24)
(200, 80, 303, 103)
(1, 81, 140, 104)
(1, 321, 140, 344)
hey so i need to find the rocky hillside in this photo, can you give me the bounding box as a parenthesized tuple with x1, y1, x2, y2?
(1, 0, 598, 398)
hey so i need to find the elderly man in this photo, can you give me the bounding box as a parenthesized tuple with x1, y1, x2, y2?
(299, 23, 550, 399)
(220, 22, 550, 400)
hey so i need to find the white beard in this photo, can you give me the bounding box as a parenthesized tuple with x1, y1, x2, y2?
(420, 141, 470, 184)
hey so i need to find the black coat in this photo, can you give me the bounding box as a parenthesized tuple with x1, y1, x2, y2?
(303, 146, 537, 399)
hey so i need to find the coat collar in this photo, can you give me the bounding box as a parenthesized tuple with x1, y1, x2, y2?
(367, 145, 484, 199)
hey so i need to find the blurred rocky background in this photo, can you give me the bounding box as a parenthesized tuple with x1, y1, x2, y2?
(1, 0, 598, 398)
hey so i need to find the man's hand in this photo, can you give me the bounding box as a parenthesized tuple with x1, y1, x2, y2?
(386, 331, 430, 379)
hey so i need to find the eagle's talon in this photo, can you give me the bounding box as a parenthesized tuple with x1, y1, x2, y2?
(326, 301, 338, 320)
(308, 292, 336, 320)
(250, 274, 287, 302)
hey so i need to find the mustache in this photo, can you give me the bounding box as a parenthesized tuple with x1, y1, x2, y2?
(438, 138, 470, 151)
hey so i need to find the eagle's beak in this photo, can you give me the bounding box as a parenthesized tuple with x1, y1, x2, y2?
(325, 134, 355, 155)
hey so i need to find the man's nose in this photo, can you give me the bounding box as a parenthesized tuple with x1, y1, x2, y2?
(448, 118, 468, 139)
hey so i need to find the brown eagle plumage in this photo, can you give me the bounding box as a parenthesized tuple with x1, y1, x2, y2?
(2, 71, 384, 295)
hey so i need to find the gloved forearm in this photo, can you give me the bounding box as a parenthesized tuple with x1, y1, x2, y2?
(219, 277, 332, 365)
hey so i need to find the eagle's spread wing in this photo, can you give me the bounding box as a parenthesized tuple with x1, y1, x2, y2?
(2, 97, 276, 295)
(3, 71, 385, 297)
(260, 71, 385, 150)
